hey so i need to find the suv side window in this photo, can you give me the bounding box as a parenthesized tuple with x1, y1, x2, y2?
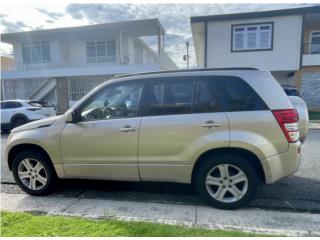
(79, 81, 144, 121)
(3, 102, 22, 109)
(142, 77, 194, 116)
(211, 76, 267, 111)
(193, 79, 219, 113)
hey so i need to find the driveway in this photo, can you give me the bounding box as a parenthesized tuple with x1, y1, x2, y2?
(1, 130, 320, 213)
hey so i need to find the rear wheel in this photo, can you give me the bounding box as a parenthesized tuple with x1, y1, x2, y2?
(12, 150, 57, 195)
(195, 153, 258, 209)
(12, 117, 27, 128)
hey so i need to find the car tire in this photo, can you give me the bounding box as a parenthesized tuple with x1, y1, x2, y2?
(195, 153, 258, 210)
(12, 150, 57, 196)
(12, 117, 28, 128)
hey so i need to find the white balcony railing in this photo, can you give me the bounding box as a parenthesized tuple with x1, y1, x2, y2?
(10, 54, 159, 71)
(304, 43, 320, 55)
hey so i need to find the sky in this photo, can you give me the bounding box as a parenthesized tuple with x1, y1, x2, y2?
(0, 3, 311, 67)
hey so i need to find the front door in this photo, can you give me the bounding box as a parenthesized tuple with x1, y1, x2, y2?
(61, 80, 144, 181)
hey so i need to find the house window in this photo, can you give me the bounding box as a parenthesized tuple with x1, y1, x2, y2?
(22, 41, 51, 64)
(86, 40, 117, 63)
(232, 23, 273, 51)
(309, 31, 320, 54)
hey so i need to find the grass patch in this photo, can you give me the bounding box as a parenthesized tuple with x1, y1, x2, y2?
(1, 211, 269, 237)
(309, 111, 320, 120)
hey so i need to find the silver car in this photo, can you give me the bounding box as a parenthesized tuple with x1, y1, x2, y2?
(5, 68, 307, 209)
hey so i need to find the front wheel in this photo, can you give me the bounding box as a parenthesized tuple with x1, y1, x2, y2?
(12, 150, 57, 195)
(12, 117, 27, 128)
(195, 153, 258, 210)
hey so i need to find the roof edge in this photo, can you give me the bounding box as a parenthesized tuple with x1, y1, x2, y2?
(1, 18, 165, 40)
(190, 5, 320, 23)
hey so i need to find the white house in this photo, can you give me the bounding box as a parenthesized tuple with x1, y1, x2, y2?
(1, 18, 176, 113)
(191, 6, 320, 111)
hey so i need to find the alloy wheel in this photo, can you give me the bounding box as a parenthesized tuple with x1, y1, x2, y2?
(205, 164, 248, 203)
(17, 158, 48, 190)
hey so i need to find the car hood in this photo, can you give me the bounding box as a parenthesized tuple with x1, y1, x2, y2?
(11, 115, 61, 133)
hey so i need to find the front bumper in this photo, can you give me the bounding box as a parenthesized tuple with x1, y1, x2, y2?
(261, 141, 302, 184)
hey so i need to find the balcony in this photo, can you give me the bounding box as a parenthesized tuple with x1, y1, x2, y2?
(302, 43, 320, 67)
(1, 54, 161, 80)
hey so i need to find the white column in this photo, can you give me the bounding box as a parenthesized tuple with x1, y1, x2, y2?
(158, 27, 161, 65)
(118, 30, 123, 64)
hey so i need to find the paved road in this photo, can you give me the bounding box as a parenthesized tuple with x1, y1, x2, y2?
(1, 131, 320, 213)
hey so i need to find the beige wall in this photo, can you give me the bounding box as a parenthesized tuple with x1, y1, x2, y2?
(206, 15, 302, 71)
(1, 56, 14, 71)
(303, 24, 320, 54)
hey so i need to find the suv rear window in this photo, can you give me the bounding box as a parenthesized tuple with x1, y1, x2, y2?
(198, 76, 267, 112)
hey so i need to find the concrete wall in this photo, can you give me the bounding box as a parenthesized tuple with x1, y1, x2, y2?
(206, 15, 302, 71)
(0, 56, 14, 71)
(301, 72, 320, 110)
(67, 41, 89, 66)
(10, 33, 162, 70)
(12, 38, 61, 70)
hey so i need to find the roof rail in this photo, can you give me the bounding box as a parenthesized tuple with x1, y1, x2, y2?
(113, 67, 259, 79)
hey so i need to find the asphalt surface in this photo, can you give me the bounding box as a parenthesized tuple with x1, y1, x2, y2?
(1, 130, 320, 213)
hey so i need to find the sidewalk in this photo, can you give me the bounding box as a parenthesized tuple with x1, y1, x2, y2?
(1, 192, 320, 236)
(309, 121, 320, 130)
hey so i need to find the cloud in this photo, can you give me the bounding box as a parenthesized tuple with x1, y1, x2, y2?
(65, 3, 306, 67)
(1, 3, 311, 67)
(0, 43, 13, 57)
(36, 8, 64, 20)
(0, 14, 31, 33)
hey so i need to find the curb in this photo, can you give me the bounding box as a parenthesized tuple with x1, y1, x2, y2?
(2, 192, 320, 237)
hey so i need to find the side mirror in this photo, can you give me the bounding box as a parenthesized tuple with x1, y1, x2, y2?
(65, 110, 80, 123)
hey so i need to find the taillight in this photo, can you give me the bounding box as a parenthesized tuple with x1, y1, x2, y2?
(272, 109, 299, 143)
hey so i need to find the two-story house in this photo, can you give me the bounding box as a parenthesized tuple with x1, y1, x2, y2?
(1, 18, 176, 113)
(191, 6, 320, 111)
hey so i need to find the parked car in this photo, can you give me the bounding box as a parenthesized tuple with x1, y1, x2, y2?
(280, 85, 309, 142)
(281, 85, 301, 97)
(287, 96, 309, 143)
(5, 68, 307, 209)
(1, 100, 56, 130)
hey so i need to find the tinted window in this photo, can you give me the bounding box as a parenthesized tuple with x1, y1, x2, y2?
(210, 76, 267, 111)
(283, 88, 300, 96)
(193, 79, 219, 113)
(79, 81, 143, 121)
(2, 102, 22, 109)
(142, 78, 194, 116)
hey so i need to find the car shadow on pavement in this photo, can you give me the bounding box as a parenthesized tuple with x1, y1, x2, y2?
(50, 175, 320, 213)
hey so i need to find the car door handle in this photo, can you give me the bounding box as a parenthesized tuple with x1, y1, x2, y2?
(120, 125, 136, 132)
(201, 121, 222, 128)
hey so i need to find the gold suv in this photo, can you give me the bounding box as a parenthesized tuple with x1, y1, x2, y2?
(6, 68, 308, 209)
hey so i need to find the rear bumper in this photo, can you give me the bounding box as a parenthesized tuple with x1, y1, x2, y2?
(261, 141, 302, 184)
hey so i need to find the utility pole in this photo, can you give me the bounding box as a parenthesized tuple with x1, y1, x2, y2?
(183, 41, 190, 69)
